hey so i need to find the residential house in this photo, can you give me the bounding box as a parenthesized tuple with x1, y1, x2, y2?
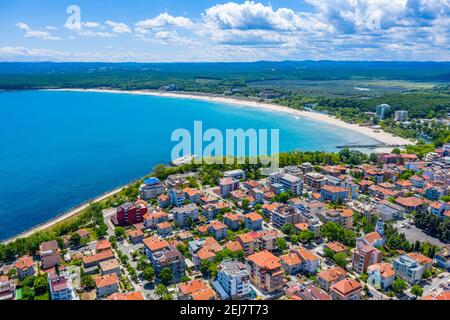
(0, 276, 15, 301)
(178, 279, 215, 301)
(95, 274, 119, 299)
(367, 263, 395, 290)
(15, 256, 35, 280)
(157, 222, 173, 236)
(317, 267, 347, 292)
(207, 220, 229, 240)
(321, 185, 349, 202)
(127, 229, 144, 244)
(331, 278, 363, 300)
(99, 259, 121, 276)
(244, 212, 263, 231)
(407, 252, 433, 271)
(246, 250, 284, 293)
(223, 212, 243, 231)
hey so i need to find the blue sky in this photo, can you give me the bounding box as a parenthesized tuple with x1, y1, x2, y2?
(0, 0, 449, 62)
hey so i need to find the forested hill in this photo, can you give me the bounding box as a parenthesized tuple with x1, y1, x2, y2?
(0, 61, 449, 91)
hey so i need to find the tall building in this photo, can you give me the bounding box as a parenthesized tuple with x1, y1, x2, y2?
(246, 250, 283, 293)
(116, 202, 146, 226)
(376, 104, 391, 120)
(270, 173, 303, 195)
(393, 254, 424, 284)
(172, 203, 199, 227)
(394, 110, 408, 122)
(139, 177, 164, 200)
(48, 270, 76, 300)
(213, 259, 250, 300)
(144, 237, 186, 283)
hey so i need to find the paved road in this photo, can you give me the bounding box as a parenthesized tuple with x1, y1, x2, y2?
(421, 272, 450, 296)
(393, 221, 445, 247)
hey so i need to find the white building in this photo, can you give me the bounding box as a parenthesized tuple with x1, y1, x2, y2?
(223, 169, 246, 180)
(394, 110, 408, 122)
(213, 259, 250, 300)
(139, 177, 164, 200)
(172, 203, 199, 227)
(270, 173, 302, 195)
(48, 270, 76, 300)
(393, 254, 424, 284)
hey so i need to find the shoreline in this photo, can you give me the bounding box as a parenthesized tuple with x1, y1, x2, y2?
(45, 88, 415, 149)
(3, 87, 415, 243)
(2, 185, 126, 244)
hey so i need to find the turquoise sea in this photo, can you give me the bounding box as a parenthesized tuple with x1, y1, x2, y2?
(0, 90, 377, 240)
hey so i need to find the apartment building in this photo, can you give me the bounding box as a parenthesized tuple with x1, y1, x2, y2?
(246, 250, 284, 293)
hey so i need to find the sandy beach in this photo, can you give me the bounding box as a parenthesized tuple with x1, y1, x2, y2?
(47, 88, 414, 149)
(3, 185, 126, 244)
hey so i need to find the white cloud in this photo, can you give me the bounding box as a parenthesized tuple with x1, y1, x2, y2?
(105, 20, 131, 34)
(78, 30, 116, 38)
(203, 1, 306, 31)
(16, 22, 61, 40)
(82, 21, 103, 29)
(46, 25, 57, 30)
(135, 13, 194, 34)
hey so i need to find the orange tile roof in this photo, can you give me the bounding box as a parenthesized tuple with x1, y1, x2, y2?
(407, 252, 433, 265)
(247, 250, 281, 270)
(224, 241, 243, 252)
(331, 278, 362, 296)
(143, 236, 170, 252)
(196, 248, 216, 260)
(15, 256, 34, 270)
(157, 221, 172, 229)
(363, 232, 382, 245)
(294, 223, 309, 231)
(295, 248, 319, 262)
(107, 292, 145, 300)
(224, 212, 241, 222)
(209, 220, 228, 230)
(95, 240, 112, 252)
(179, 279, 209, 295)
(82, 250, 114, 265)
(367, 263, 395, 278)
(340, 209, 353, 218)
(183, 187, 202, 197)
(318, 266, 347, 283)
(422, 291, 450, 301)
(203, 237, 222, 252)
(191, 287, 215, 301)
(95, 273, 119, 288)
(280, 253, 301, 266)
(245, 212, 263, 222)
(127, 229, 144, 238)
(325, 242, 347, 253)
(395, 196, 425, 208)
(322, 185, 348, 193)
(237, 233, 256, 244)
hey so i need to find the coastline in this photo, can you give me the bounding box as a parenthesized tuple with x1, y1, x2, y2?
(3, 87, 415, 244)
(45, 88, 415, 149)
(2, 185, 126, 244)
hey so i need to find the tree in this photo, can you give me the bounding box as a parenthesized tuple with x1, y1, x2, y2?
(114, 227, 125, 240)
(160, 268, 174, 285)
(391, 148, 401, 155)
(299, 230, 315, 243)
(155, 284, 168, 299)
(333, 252, 348, 268)
(142, 266, 155, 282)
(392, 278, 408, 294)
(290, 235, 299, 245)
(33, 276, 48, 296)
(281, 224, 294, 235)
(81, 274, 95, 289)
(276, 238, 287, 251)
(70, 233, 81, 246)
(22, 286, 35, 300)
(411, 285, 424, 298)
